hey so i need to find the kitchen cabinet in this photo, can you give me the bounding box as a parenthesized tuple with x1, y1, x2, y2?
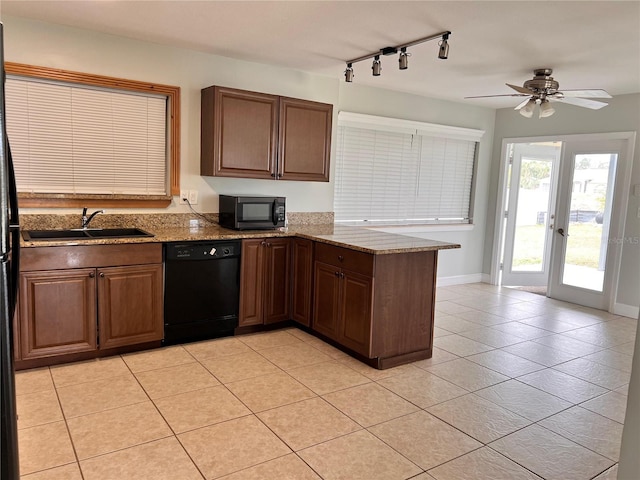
(291, 237, 313, 327)
(239, 238, 291, 327)
(313, 244, 373, 356)
(201, 86, 331, 182)
(18, 244, 163, 363)
(312, 242, 438, 368)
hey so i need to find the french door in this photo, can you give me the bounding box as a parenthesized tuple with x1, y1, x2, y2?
(499, 134, 633, 311)
(547, 138, 627, 309)
(502, 142, 560, 286)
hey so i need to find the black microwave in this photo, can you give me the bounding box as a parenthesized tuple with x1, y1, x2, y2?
(219, 195, 286, 230)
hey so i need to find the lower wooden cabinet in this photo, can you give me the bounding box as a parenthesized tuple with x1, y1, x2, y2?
(239, 238, 291, 327)
(312, 241, 437, 366)
(20, 268, 97, 359)
(313, 245, 373, 357)
(291, 238, 313, 327)
(18, 244, 163, 362)
(98, 265, 164, 349)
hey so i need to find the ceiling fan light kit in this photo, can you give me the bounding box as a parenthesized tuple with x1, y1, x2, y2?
(344, 30, 451, 82)
(466, 68, 612, 118)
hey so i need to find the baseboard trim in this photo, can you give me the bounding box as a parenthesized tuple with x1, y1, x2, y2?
(436, 273, 485, 287)
(613, 303, 640, 319)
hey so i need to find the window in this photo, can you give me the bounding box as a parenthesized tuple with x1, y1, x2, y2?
(4, 63, 180, 208)
(334, 112, 484, 225)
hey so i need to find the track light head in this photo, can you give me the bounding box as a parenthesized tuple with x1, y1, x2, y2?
(345, 63, 354, 82)
(399, 48, 409, 70)
(372, 56, 381, 76)
(438, 34, 449, 59)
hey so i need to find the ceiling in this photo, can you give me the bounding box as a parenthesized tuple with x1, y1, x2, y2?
(2, 1, 640, 109)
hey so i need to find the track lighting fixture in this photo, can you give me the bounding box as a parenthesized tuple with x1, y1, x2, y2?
(398, 47, 409, 70)
(345, 63, 354, 82)
(438, 34, 449, 60)
(343, 30, 451, 82)
(372, 56, 382, 76)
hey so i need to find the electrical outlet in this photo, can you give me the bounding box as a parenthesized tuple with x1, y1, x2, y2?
(188, 190, 198, 205)
(179, 190, 188, 205)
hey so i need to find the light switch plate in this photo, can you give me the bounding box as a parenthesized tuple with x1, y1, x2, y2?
(188, 190, 198, 205)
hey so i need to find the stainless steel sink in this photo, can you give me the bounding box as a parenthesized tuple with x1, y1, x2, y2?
(22, 228, 154, 241)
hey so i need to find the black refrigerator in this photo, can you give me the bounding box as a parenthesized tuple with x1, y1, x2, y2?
(0, 22, 21, 480)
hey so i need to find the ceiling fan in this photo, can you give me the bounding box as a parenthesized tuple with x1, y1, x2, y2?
(466, 68, 611, 118)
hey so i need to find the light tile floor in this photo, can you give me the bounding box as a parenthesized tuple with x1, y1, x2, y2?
(15, 283, 634, 479)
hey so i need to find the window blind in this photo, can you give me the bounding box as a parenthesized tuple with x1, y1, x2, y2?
(5, 77, 168, 195)
(334, 112, 482, 224)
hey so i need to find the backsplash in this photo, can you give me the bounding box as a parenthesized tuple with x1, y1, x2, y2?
(20, 212, 334, 230)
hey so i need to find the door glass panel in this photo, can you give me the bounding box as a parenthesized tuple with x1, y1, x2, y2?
(511, 157, 555, 272)
(562, 153, 617, 291)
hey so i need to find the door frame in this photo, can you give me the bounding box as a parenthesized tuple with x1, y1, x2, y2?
(490, 132, 636, 312)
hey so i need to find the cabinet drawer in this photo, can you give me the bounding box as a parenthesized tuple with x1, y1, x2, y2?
(314, 242, 374, 276)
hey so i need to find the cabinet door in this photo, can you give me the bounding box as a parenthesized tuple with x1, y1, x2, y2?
(239, 239, 265, 326)
(264, 238, 291, 324)
(291, 238, 313, 326)
(339, 270, 373, 357)
(20, 269, 97, 359)
(312, 261, 341, 341)
(278, 97, 332, 182)
(201, 86, 279, 179)
(98, 264, 163, 349)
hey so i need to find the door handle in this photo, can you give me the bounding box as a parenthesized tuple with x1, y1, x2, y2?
(557, 228, 568, 237)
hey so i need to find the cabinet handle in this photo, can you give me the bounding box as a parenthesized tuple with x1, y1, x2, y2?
(340, 272, 345, 279)
(89, 272, 95, 278)
(334, 271, 340, 277)
(261, 241, 267, 246)
(99, 272, 105, 278)
(266, 242, 271, 247)
(338, 255, 344, 262)
(270, 173, 276, 177)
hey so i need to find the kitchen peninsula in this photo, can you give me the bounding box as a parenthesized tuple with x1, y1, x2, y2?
(18, 216, 459, 370)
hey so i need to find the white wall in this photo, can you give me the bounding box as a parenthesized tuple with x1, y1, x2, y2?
(4, 15, 497, 281)
(488, 95, 640, 309)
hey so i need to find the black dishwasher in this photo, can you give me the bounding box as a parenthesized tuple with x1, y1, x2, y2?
(163, 241, 241, 345)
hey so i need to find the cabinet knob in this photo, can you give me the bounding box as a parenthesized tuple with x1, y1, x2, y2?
(89, 272, 95, 278)
(270, 173, 276, 177)
(261, 241, 267, 247)
(266, 242, 271, 247)
(335, 271, 340, 277)
(338, 255, 344, 262)
(340, 272, 345, 279)
(99, 272, 105, 278)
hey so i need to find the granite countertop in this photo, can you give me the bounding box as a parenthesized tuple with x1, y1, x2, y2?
(20, 223, 459, 254)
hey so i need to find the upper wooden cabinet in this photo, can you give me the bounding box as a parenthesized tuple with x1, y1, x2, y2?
(201, 86, 332, 182)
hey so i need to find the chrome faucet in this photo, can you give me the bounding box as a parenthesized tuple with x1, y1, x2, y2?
(81, 207, 104, 229)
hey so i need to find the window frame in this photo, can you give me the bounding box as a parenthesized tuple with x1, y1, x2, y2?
(5, 62, 180, 208)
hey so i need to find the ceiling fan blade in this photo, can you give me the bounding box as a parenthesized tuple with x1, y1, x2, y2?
(559, 89, 612, 98)
(552, 96, 609, 109)
(506, 83, 533, 95)
(514, 97, 533, 110)
(464, 93, 529, 99)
